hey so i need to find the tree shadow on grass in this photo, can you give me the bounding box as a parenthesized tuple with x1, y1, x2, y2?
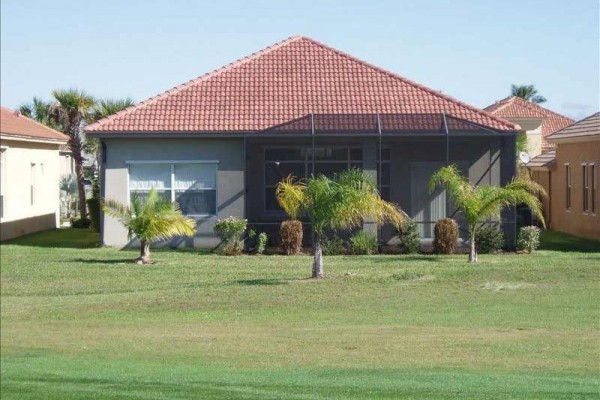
(68, 258, 135, 265)
(235, 279, 290, 286)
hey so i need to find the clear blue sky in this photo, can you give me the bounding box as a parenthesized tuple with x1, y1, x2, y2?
(1, 0, 598, 120)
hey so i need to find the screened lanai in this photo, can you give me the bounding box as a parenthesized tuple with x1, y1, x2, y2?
(244, 113, 518, 247)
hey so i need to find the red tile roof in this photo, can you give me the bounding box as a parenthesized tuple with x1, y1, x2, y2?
(0, 107, 68, 142)
(484, 96, 574, 151)
(86, 36, 517, 134)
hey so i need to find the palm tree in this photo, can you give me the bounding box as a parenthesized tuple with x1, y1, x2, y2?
(85, 98, 135, 167)
(19, 97, 58, 129)
(48, 89, 96, 218)
(511, 84, 547, 104)
(103, 188, 196, 264)
(276, 170, 405, 278)
(429, 165, 545, 263)
(59, 174, 79, 219)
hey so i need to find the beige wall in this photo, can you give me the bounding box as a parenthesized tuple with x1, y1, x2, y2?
(0, 138, 63, 240)
(530, 170, 551, 227)
(549, 140, 600, 240)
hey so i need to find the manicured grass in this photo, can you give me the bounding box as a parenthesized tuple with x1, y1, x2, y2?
(1, 229, 599, 399)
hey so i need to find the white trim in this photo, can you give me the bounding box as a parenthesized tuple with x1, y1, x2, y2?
(0, 133, 67, 145)
(126, 160, 220, 164)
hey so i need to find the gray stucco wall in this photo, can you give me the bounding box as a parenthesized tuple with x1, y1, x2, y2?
(101, 138, 244, 248)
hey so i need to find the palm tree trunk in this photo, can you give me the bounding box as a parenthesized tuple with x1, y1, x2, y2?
(136, 240, 151, 264)
(312, 232, 324, 279)
(68, 133, 87, 218)
(468, 226, 477, 263)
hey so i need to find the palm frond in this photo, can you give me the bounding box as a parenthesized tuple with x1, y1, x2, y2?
(275, 175, 306, 219)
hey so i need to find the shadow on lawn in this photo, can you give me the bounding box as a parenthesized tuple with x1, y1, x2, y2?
(3, 229, 100, 249)
(236, 278, 290, 286)
(539, 231, 600, 253)
(68, 258, 134, 265)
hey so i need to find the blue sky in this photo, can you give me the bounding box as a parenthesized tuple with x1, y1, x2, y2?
(1, 0, 598, 120)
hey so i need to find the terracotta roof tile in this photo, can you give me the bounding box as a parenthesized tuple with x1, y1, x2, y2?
(0, 107, 68, 142)
(87, 36, 517, 134)
(485, 96, 574, 151)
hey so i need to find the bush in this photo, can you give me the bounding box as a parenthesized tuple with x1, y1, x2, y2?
(321, 235, 345, 255)
(71, 218, 91, 229)
(280, 220, 303, 255)
(433, 218, 458, 254)
(476, 224, 504, 254)
(214, 217, 247, 255)
(256, 232, 268, 255)
(349, 231, 378, 255)
(395, 218, 420, 254)
(517, 226, 541, 254)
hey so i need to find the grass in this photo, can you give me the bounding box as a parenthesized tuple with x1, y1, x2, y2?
(1, 229, 599, 399)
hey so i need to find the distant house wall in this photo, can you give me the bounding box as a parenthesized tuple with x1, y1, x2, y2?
(0, 138, 62, 240)
(550, 140, 600, 240)
(530, 169, 552, 227)
(101, 138, 245, 248)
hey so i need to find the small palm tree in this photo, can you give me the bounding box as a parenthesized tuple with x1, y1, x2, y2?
(59, 174, 79, 219)
(276, 169, 405, 278)
(103, 188, 196, 264)
(429, 165, 545, 263)
(511, 84, 547, 104)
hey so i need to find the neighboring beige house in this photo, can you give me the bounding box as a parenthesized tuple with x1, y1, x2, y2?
(0, 107, 69, 240)
(528, 112, 599, 240)
(485, 96, 574, 157)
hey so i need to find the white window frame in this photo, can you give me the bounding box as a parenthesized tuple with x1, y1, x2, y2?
(126, 160, 219, 217)
(591, 163, 596, 216)
(582, 162, 589, 214)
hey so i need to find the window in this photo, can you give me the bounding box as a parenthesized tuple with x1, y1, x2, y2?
(592, 164, 596, 214)
(565, 164, 571, 210)
(264, 146, 363, 211)
(583, 165, 589, 212)
(128, 162, 217, 216)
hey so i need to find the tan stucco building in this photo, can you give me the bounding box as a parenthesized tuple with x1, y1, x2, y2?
(0, 107, 69, 240)
(528, 112, 599, 241)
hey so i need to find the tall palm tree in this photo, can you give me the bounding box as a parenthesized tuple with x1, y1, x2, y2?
(511, 84, 547, 104)
(85, 98, 135, 166)
(429, 165, 546, 263)
(48, 89, 96, 218)
(276, 170, 405, 278)
(103, 188, 196, 264)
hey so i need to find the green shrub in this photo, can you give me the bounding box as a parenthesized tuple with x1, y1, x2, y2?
(433, 218, 458, 254)
(395, 218, 420, 254)
(256, 232, 268, 255)
(321, 235, 346, 255)
(214, 217, 247, 255)
(517, 225, 541, 254)
(280, 220, 303, 255)
(71, 218, 91, 229)
(349, 231, 378, 255)
(476, 224, 504, 254)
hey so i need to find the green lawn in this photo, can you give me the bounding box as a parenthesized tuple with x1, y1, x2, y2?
(1, 229, 599, 399)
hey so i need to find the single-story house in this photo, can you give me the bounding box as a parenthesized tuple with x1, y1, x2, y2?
(0, 107, 69, 240)
(527, 112, 599, 240)
(484, 96, 574, 157)
(86, 36, 521, 248)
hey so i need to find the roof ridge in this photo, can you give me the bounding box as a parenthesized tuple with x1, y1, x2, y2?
(299, 37, 517, 130)
(86, 36, 305, 131)
(0, 106, 68, 140)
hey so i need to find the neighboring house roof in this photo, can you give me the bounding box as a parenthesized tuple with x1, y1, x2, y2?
(0, 107, 68, 142)
(546, 112, 600, 142)
(87, 36, 517, 134)
(526, 149, 556, 169)
(484, 96, 574, 151)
